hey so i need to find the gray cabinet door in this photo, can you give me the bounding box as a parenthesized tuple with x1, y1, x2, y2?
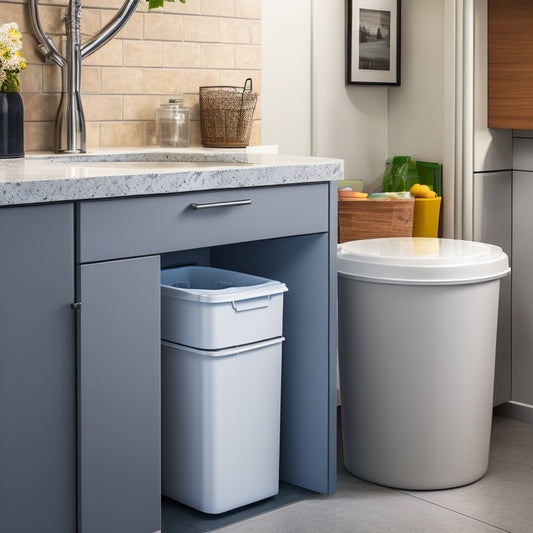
(513, 172, 533, 406)
(0, 204, 76, 533)
(473, 170, 512, 405)
(79, 255, 161, 533)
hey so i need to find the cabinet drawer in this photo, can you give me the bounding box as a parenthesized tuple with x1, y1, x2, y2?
(79, 184, 329, 262)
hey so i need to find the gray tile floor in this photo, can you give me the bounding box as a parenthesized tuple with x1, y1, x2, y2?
(215, 414, 533, 532)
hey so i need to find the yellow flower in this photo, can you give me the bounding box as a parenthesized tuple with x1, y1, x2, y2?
(0, 22, 25, 92)
(8, 27, 21, 43)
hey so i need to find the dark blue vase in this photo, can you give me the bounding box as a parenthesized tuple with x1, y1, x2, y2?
(0, 92, 24, 158)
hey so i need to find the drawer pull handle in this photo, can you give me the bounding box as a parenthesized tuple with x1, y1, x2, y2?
(190, 199, 252, 210)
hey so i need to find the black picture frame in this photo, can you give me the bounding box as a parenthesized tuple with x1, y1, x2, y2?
(347, 0, 401, 86)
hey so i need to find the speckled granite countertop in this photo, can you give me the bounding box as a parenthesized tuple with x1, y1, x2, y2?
(0, 147, 344, 206)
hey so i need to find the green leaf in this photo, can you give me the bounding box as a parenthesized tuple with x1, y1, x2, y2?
(147, 0, 185, 9)
(1, 71, 20, 93)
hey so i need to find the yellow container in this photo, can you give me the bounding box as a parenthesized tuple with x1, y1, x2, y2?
(412, 197, 442, 237)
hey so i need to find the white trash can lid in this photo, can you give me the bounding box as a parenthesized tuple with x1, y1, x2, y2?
(337, 237, 510, 285)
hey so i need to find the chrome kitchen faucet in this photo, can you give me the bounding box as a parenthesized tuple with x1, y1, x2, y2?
(28, 0, 140, 153)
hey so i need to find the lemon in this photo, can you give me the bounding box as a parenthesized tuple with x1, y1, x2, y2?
(409, 183, 421, 196)
(409, 183, 439, 198)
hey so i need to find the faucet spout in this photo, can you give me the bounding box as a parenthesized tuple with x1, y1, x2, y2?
(55, 0, 85, 152)
(56, 69, 86, 153)
(27, 0, 141, 153)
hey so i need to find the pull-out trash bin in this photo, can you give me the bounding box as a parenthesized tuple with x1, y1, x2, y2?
(337, 237, 510, 490)
(160, 266, 287, 514)
(161, 266, 287, 349)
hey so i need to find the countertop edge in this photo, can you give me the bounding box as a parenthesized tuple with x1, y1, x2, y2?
(0, 153, 344, 206)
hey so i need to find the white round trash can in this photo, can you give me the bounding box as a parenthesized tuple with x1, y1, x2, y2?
(337, 237, 510, 490)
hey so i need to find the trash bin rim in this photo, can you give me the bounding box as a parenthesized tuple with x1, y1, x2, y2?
(337, 237, 510, 285)
(161, 337, 284, 358)
(161, 265, 288, 303)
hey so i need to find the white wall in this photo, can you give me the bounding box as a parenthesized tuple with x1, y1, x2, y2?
(261, 0, 312, 156)
(262, 1, 454, 197)
(387, 0, 457, 237)
(262, 0, 466, 214)
(262, 0, 388, 192)
(388, 0, 445, 163)
(312, 0, 388, 193)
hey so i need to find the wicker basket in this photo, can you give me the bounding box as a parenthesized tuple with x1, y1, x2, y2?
(199, 78, 258, 148)
(338, 198, 415, 243)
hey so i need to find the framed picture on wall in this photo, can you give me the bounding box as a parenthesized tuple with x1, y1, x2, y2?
(347, 0, 401, 85)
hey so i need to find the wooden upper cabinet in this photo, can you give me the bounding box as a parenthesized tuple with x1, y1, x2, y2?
(488, 0, 533, 129)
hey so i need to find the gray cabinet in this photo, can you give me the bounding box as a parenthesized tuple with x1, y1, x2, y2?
(473, 171, 512, 405)
(0, 181, 336, 531)
(512, 172, 533, 406)
(0, 204, 76, 533)
(77, 181, 338, 512)
(78, 256, 161, 533)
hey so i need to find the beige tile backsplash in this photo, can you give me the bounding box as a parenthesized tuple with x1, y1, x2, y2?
(144, 14, 183, 41)
(5, 0, 261, 151)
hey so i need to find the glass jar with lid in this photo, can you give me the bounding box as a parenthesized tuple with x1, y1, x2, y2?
(156, 98, 191, 147)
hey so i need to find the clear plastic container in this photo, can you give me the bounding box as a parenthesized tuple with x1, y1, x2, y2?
(156, 98, 190, 147)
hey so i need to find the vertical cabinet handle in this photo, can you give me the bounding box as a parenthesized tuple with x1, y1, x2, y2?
(190, 199, 252, 210)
